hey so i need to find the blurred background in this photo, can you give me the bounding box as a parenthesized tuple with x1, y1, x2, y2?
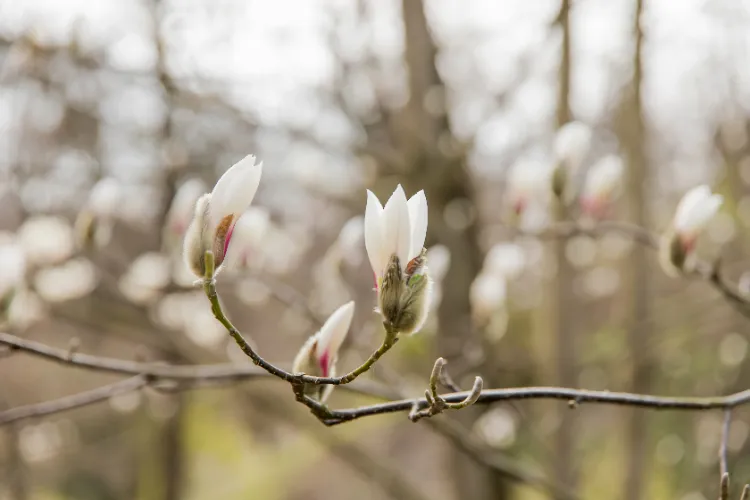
(1, 0, 750, 499)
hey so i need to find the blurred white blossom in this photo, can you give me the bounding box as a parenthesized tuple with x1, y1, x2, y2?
(18, 216, 75, 266)
(580, 155, 624, 218)
(659, 185, 723, 276)
(470, 272, 507, 320)
(34, 258, 97, 302)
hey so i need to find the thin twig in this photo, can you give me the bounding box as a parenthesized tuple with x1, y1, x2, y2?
(0, 332, 395, 400)
(531, 221, 750, 320)
(201, 250, 400, 387)
(0, 376, 147, 425)
(409, 358, 484, 422)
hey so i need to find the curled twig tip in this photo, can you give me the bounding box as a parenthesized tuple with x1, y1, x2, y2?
(740, 484, 749, 500)
(721, 472, 729, 500)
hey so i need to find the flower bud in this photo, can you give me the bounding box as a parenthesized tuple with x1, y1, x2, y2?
(364, 186, 431, 334)
(182, 155, 263, 278)
(75, 177, 122, 249)
(579, 155, 624, 218)
(659, 185, 723, 275)
(552, 121, 592, 201)
(292, 301, 355, 402)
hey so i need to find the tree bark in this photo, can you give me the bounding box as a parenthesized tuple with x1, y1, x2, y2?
(552, 0, 577, 495)
(617, 1, 650, 498)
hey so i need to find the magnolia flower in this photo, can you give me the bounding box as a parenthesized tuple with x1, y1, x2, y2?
(364, 185, 431, 335)
(183, 155, 263, 278)
(580, 155, 624, 218)
(292, 301, 355, 402)
(659, 185, 723, 275)
(552, 121, 592, 200)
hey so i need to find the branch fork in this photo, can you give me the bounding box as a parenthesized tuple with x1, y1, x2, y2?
(409, 358, 483, 422)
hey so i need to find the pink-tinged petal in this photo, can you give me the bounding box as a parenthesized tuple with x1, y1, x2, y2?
(315, 301, 355, 365)
(364, 190, 386, 275)
(222, 221, 236, 258)
(319, 351, 331, 377)
(382, 185, 411, 269)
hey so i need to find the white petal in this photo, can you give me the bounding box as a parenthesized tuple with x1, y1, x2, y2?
(407, 190, 428, 261)
(209, 155, 263, 231)
(364, 190, 386, 275)
(315, 301, 355, 361)
(674, 185, 711, 231)
(382, 185, 411, 267)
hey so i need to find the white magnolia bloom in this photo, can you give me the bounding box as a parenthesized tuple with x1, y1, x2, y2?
(580, 155, 624, 216)
(364, 185, 431, 335)
(553, 121, 592, 174)
(364, 185, 428, 281)
(292, 301, 355, 402)
(673, 185, 723, 241)
(183, 155, 263, 277)
(660, 185, 723, 275)
(166, 178, 208, 237)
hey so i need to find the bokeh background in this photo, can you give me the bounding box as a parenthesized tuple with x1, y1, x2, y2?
(1, 0, 750, 499)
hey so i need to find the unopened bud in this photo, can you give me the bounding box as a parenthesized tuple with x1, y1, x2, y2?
(378, 249, 432, 335)
(291, 301, 354, 402)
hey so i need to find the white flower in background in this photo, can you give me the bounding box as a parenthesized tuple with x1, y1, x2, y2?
(364, 186, 431, 335)
(426, 244, 451, 313)
(222, 207, 271, 270)
(88, 178, 122, 219)
(580, 155, 624, 218)
(505, 162, 550, 217)
(183, 155, 263, 278)
(18, 216, 75, 266)
(165, 178, 208, 241)
(337, 215, 365, 267)
(292, 301, 355, 402)
(33, 258, 98, 303)
(659, 185, 723, 276)
(75, 178, 122, 248)
(552, 121, 592, 200)
(470, 272, 507, 320)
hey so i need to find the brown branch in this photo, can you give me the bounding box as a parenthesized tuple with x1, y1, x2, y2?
(0, 376, 147, 425)
(0, 332, 394, 400)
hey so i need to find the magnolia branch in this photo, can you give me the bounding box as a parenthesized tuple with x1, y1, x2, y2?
(0, 376, 147, 426)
